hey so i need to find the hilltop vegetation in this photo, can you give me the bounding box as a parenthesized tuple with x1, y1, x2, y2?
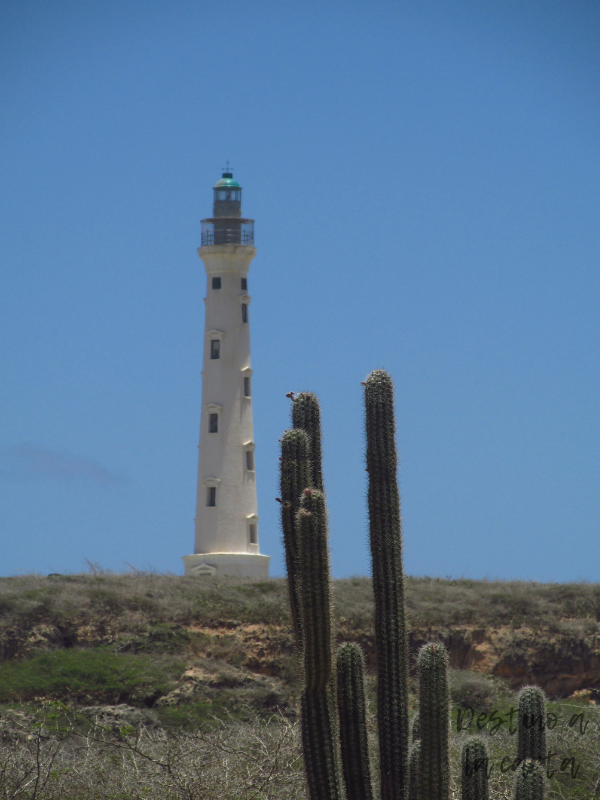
(2, 571, 600, 797)
(2, 570, 600, 711)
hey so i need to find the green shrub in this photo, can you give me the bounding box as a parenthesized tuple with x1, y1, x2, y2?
(450, 669, 497, 712)
(0, 649, 182, 704)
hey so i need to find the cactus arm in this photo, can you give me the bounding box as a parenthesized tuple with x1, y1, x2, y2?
(408, 741, 421, 800)
(418, 642, 450, 800)
(364, 369, 409, 800)
(461, 738, 489, 800)
(336, 643, 374, 800)
(513, 759, 546, 800)
(302, 689, 342, 800)
(292, 392, 324, 491)
(298, 491, 332, 691)
(279, 428, 310, 649)
(517, 686, 547, 762)
(297, 488, 341, 800)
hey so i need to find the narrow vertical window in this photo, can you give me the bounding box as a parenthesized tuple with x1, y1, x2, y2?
(241, 303, 248, 323)
(249, 524, 258, 545)
(246, 450, 255, 471)
(210, 339, 220, 359)
(241, 278, 247, 291)
(212, 277, 221, 289)
(244, 376, 251, 397)
(206, 486, 216, 507)
(209, 413, 218, 433)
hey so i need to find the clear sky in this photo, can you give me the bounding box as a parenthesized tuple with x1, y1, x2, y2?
(1, 0, 599, 581)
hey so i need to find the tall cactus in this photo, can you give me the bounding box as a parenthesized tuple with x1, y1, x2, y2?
(418, 642, 450, 800)
(279, 428, 311, 648)
(297, 488, 341, 800)
(407, 741, 421, 800)
(302, 690, 341, 800)
(513, 760, 545, 800)
(336, 643, 373, 800)
(364, 369, 409, 800)
(292, 392, 324, 491)
(298, 490, 332, 692)
(517, 687, 547, 762)
(461, 738, 489, 800)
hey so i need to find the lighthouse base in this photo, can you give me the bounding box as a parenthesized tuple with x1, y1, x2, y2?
(182, 552, 270, 580)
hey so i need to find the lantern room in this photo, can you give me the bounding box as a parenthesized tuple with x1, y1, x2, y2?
(213, 173, 242, 217)
(201, 170, 254, 247)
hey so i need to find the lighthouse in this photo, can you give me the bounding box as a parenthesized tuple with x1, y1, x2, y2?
(183, 171, 270, 579)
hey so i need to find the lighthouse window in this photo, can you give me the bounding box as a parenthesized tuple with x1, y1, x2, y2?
(244, 377, 251, 397)
(212, 277, 221, 290)
(206, 486, 216, 507)
(216, 188, 241, 202)
(209, 413, 218, 433)
(249, 524, 258, 545)
(241, 278, 247, 291)
(210, 339, 220, 359)
(241, 304, 248, 323)
(246, 450, 255, 471)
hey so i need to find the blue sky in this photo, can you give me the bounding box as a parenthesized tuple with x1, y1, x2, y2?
(1, 0, 599, 581)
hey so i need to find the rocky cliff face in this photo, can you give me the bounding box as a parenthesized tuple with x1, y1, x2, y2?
(171, 620, 600, 699)
(3, 575, 600, 708)
(3, 616, 600, 700)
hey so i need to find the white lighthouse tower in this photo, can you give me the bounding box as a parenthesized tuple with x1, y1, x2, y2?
(183, 171, 270, 579)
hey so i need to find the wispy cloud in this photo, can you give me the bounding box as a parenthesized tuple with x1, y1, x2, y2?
(0, 444, 128, 487)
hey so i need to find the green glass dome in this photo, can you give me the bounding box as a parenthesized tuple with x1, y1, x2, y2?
(215, 172, 240, 188)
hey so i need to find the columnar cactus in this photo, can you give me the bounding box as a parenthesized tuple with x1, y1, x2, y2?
(297, 488, 341, 800)
(302, 690, 341, 800)
(408, 741, 421, 800)
(513, 760, 545, 800)
(411, 713, 420, 742)
(292, 392, 324, 491)
(408, 710, 421, 800)
(298, 490, 332, 692)
(336, 642, 373, 800)
(279, 428, 311, 648)
(418, 642, 450, 800)
(364, 369, 410, 800)
(461, 738, 489, 800)
(517, 687, 547, 762)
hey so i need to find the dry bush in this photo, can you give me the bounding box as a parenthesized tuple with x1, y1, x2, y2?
(3, 700, 598, 799)
(0, 704, 305, 800)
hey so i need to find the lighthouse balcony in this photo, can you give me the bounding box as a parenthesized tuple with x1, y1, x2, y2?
(201, 218, 254, 247)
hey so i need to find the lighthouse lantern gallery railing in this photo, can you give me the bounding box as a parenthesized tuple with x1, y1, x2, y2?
(201, 218, 254, 246)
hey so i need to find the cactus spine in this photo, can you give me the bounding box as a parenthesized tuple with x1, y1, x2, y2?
(513, 760, 545, 800)
(418, 642, 450, 800)
(297, 488, 341, 800)
(517, 687, 546, 762)
(292, 392, 324, 491)
(364, 369, 409, 800)
(336, 642, 373, 800)
(279, 428, 311, 648)
(461, 738, 489, 800)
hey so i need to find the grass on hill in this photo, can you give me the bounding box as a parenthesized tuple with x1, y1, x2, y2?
(2, 571, 600, 637)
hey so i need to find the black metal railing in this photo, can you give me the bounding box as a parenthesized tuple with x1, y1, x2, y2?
(201, 218, 254, 247)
